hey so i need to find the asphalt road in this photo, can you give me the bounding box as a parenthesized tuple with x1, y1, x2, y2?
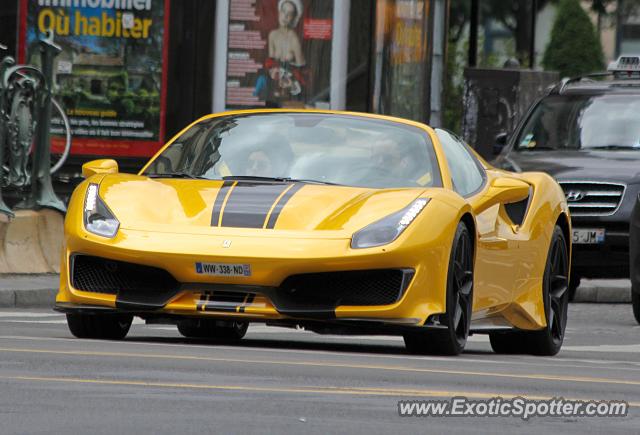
(0, 304, 639, 434)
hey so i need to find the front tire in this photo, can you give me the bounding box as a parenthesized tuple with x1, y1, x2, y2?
(177, 319, 248, 342)
(66, 313, 133, 340)
(404, 222, 474, 356)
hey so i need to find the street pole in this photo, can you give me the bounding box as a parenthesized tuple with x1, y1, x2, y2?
(616, 0, 624, 57)
(469, 0, 479, 67)
(530, 0, 538, 68)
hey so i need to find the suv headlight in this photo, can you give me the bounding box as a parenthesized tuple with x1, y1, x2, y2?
(83, 183, 119, 238)
(351, 198, 430, 249)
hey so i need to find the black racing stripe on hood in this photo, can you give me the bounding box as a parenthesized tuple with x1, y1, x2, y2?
(266, 183, 305, 229)
(220, 182, 292, 228)
(211, 180, 235, 227)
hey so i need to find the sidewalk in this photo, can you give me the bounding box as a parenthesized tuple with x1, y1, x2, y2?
(0, 274, 632, 308)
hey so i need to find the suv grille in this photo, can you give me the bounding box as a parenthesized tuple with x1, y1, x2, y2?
(558, 181, 625, 217)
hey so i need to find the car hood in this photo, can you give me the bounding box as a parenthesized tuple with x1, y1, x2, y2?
(98, 175, 426, 236)
(505, 150, 640, 184)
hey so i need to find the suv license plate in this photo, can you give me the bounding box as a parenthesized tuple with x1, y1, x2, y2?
(572, 228, 605, 244)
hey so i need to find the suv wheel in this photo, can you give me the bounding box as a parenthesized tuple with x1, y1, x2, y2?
(632, 289, 640, 325)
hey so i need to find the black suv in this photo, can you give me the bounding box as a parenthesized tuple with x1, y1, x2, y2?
(494, 57, 640, 299)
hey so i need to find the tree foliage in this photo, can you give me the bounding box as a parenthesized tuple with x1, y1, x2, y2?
(542, 0, 604, 77)
(448, 0, 621, 47)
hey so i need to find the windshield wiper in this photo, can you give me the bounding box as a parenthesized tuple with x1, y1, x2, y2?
(222, 175, 288, 182)
(289, 178, 341, 185)
(517, 146, 558, 151)
(222, 175, 341, 185)
(147, 172, 207, 179)
(588, 145, 640, 150)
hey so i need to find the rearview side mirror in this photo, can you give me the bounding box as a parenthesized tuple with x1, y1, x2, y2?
(82, 159, 119, 178)
(493, 132, 508, 156)
(475, 177, 530, 214)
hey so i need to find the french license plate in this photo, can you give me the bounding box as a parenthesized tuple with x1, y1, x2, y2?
(195, 262, 251, 277)
(572, 228, 605, 245)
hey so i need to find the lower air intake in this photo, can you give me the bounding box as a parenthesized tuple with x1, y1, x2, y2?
(277, 269, 413, 311)
(71, 254, 178, 295)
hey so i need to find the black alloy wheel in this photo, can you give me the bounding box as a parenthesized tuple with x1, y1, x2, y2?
(490, 225, 569, 356)
(404, 222, 474, 356)
(531, 225, 570, 354)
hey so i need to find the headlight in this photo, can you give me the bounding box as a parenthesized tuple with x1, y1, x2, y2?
(84, 183, 119, 238)
(351, 198, 430, 249)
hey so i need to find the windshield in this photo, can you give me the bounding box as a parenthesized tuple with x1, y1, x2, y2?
(515, 94, 640, 151)
(143, 113, 442, 189)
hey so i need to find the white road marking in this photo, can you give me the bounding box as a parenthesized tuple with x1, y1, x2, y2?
(563, 344, 640, 353)
(0, 312, 62, 318)
(0, 313, 144, 325)
(0, 320, 68, 324)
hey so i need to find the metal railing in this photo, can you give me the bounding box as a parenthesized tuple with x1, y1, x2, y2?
(0, 31, 71, 218)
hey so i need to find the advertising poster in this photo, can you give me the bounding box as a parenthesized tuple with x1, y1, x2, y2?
(226, 0, 334, 109)
(18, 0, 170, 157)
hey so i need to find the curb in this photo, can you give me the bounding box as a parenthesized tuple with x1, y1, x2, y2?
(0, 274, 59, 308)
(0, 289, 57, 308)
(573, 280, 632, 303)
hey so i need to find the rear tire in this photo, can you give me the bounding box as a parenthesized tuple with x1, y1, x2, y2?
(527, 225, 570, 356)
(404, 222, 474, 356)
(490, 226, 569, 355)
(66, 313, 133, 340)
(177, 319, 248, 342)
(632, 290, 640, 325)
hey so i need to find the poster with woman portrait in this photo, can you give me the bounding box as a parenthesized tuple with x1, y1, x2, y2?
(225, 0, 334, 109)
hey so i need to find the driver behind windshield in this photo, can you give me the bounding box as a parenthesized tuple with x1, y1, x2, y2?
(244, 134, 294, 178)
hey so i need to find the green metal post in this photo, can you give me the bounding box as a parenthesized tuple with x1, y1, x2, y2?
(0, 126, 13, 217)
(23, 31, 65, 213)
(0, 52, 15, 217)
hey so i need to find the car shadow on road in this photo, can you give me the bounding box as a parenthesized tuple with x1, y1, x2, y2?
(120, 335, 495, 357)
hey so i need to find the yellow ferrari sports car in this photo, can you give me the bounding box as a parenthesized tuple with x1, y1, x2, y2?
(55, 109, 571, 356)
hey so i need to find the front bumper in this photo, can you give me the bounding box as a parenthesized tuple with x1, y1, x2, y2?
(56, 227, 451, 326)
